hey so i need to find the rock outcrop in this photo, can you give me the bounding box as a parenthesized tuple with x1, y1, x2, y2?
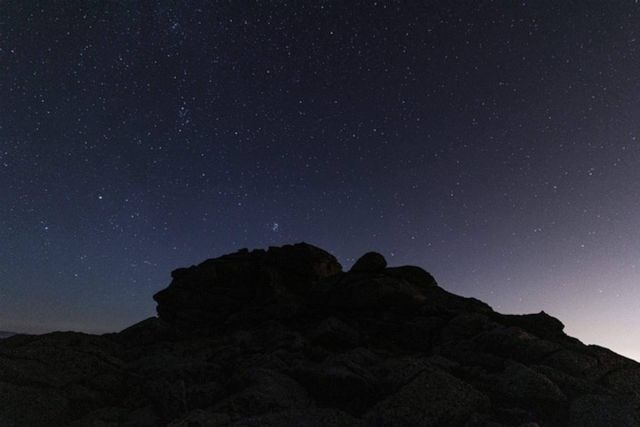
(349, 251, 387, 273)
(1, 242, 639, 426)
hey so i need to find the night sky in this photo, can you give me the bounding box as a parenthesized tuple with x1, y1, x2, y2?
(2, 1, 640, 359)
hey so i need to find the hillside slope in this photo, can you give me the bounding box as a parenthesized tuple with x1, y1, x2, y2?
(1, 243, 638, 426)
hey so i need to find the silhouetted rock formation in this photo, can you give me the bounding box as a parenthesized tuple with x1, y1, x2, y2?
(349, 251, 387, 273)
(1, 242, 639, 426)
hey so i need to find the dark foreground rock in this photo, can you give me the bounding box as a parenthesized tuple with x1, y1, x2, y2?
(2, 242, 639, 426)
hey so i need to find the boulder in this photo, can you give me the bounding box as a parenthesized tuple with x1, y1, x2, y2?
(365, 366, 489, 426)
(322, 275, 428, 311)
(153, 243, 342, 332)
(290, 349, 381, 413)
(350, 251, 387, 273)
(474, 326, 561, 363)
(499, 311, 565, 340)
(385, 265, 438, 288)
(568, 394, 640, 427)
(496, 362, 566, 405)
(311, 317, 361, 348)
(213, 368, 308, 416)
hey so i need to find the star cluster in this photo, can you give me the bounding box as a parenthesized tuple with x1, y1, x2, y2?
(1, 1, 640, 359)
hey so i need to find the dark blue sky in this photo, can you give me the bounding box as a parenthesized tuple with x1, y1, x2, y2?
(2, 1, 640, 359)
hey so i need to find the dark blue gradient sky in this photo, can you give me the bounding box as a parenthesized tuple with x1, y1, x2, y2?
(2, 1, 640, 360)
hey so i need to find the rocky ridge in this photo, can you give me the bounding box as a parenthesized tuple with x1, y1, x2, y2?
(1, 242, 639, 426)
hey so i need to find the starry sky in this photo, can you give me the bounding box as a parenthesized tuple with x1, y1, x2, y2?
(2, 1, 640, 359)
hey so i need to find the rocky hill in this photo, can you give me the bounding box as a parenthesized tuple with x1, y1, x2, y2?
(1, 243, 639, 426)
(0, 331, 16, 339)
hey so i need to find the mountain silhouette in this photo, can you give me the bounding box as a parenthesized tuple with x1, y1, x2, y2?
(1, 243, 638, 426)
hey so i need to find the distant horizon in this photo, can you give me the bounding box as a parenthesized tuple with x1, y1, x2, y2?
(4, 241, 640, 364)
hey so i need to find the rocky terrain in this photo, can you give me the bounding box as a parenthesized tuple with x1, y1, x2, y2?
(1, 243, 639, 426)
